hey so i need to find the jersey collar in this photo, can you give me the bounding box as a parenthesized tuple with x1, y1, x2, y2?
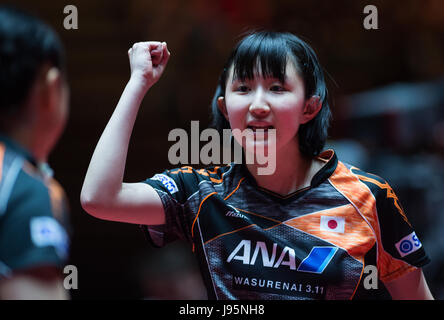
(0, 133, 37, 167)
(239, 149, 338, 201)
(311, 149, 338, 189)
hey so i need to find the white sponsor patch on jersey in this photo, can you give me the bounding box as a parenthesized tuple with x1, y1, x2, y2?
(395, 231, 422, 257)
(320, 216, 345, 233)
(30, 216, 69, 258)
(151, 174, 179, 194)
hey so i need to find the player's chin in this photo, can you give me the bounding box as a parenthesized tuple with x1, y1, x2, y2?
(243, 139, 276, 157)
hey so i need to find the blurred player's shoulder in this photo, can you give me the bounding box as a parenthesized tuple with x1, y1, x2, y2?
(0, 138, 68, 223)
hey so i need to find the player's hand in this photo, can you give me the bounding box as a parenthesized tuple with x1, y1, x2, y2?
(128, 41, 170, 91)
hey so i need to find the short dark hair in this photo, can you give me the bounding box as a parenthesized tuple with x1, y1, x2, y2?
(0, 6, 65, 117)
(210, 31, 331, 157)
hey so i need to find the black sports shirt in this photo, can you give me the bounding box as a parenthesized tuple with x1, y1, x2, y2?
(0, 135, 70, 278)
(141, 150, 429, 300)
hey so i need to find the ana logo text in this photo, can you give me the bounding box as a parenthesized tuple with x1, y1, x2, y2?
(227, 240, 337, 274)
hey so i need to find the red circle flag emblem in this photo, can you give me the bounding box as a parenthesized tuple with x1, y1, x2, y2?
(327, 219, 338, 230)
(320, 216, 345, 233)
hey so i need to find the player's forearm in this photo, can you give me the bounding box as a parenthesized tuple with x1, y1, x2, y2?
(0, 276, 69, 300)
(385, 268, 434, 300)
(81, 77, 148, 213)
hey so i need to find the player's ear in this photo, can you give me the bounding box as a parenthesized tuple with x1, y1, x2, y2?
(32, 65, 63, 115)
(301, 95, 322, 124)
(44, 67, 63, 113)
(217, 96, 229, 120)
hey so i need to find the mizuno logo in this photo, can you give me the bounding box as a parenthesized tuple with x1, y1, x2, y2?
(225, 211, 246, 219)
(225, 205, 246, 219)
(226, 240, 337, 273)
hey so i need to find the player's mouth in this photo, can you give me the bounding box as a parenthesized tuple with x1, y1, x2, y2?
(246, 122, 274, 133)
(247, 125, 274, 132)
(245, 123, 275, 142)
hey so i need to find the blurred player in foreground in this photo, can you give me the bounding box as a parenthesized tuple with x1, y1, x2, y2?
(0, 6, 71, 299)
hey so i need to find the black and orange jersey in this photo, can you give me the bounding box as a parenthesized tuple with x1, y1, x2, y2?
(0, 135, 70, 278)
(141, 150, 429, 300)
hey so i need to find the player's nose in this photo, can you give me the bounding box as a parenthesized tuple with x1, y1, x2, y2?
(249, 89, 270, 118)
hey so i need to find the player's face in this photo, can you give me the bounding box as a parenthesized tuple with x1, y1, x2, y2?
(222, 60, 307, 155)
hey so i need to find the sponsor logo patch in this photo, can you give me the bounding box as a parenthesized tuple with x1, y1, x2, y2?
(30, 216, 69, 259)
(226, 240, 337, 274)
(151, 174, 179, 194)
(297, 247, 338, 274)
(395, 231, 422, 257)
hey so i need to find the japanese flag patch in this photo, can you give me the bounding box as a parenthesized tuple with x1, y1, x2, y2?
(320, 216, 345, 233)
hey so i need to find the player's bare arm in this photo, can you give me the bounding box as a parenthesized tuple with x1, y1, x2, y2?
(385, 268, 434, 300)
(81, 41, 170, 226)
(0, 267, 68, 300)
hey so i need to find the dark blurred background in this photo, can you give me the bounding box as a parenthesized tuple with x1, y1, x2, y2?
(6, 0, 444, 299)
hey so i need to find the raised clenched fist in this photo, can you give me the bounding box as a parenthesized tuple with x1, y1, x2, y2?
(128, 41, 170, 90)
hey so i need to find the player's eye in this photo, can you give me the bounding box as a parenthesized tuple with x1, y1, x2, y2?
(270, 85, 285, 92)
(236, 85, 250, 93)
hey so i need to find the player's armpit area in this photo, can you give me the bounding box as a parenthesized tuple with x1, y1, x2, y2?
(0, 266, 68, 300)
(384, 268, 434, 300)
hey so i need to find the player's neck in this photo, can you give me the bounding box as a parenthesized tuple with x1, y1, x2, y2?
(7, 125, 49, 163)
(246, 142, 321, 196)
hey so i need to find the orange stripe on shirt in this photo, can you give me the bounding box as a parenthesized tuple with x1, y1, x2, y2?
(284, 204, 375, 263)
(0, 143, 5, 182)
(48, 178, 65, 221)
(351, 169, 412, 227)
(329, 161, 416, 283)
(170, 165, 228, 184)
(191, 191, 218, 252)
(224, 177, 245, 200)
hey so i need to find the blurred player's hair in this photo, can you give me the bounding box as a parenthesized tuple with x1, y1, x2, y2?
(0, 6, 66, 123)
